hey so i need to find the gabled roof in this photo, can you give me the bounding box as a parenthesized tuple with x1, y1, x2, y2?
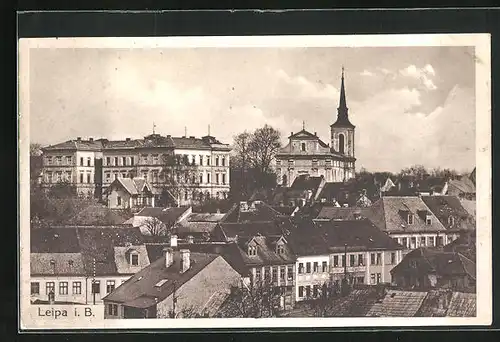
(369, 196, 447, 233)
(270, 206, 298, 216)
(42, 139, 104, 152)
(31, 253, 86, 276)
(366, 290, 428, 317)
(469, 168, 476, 185)
(421, 196, 475, 232)
(291, 175, 324, 192)
(102, 251, 220, 307)
(314, 206, 372, 221)
(66, 205, 133, 226)
(448, 178, 476, 194)
(328, 287, 386, 317)
(108, 177, 152, 196)
(315, 219, 403, 253)
(31, 227, 81, 253)
(220, 201, 283, 223)
(446, 292, 476, 316)
(390, 247, 476, 280)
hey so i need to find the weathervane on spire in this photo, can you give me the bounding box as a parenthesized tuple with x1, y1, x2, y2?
(342, 65, 345, 79)
(153, 122, 156, 134)
(302, 120, 305, 131)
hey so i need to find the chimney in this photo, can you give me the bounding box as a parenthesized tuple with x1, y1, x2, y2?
(180, 249, 191, 273)
(126, 138, 131, 141)
(163, 247, 174, 268)
(170, 234, 178, 248)
(187, 235, 194, 244)
(239, 201, 249, 212)
(89, 137, 94, 142)
(290, 132, 293, 136)
(314, 132, 317, 136)
(77, 137, 82, 141)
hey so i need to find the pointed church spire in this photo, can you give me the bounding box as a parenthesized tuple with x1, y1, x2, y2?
(331, 66, 355, 128)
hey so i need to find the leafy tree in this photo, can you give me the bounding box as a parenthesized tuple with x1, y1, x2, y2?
(157, 153, 200, 206)
(141, 216, 174, 237)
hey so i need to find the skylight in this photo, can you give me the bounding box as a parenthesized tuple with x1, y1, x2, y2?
(155, 279, 168, 287)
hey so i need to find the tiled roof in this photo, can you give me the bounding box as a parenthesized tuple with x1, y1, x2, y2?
(42, 139, 104, 151)
(112, 177, 151, 196)
(315, 219, 403, 253)
(421, 196, 475, 232)
(216, 220, 292, 240)
(443, 232, 476, 262)
(66, 205, 133, 226)
(270, 206, 298, 216)
(366, 290, 428, 317)
(448, 178, 476, 194)
(369, 196, 447, 233)
(77, 227, 149, 275)
(469, 168, 476, 185)
(328, 287, 385, 317)
(446, 292, 476, 317)
(390, 247, 476, 280)
(31, 228, 80, 253)
(460, 200, 476, 218)
(314, 206, 372, 221)
(102, 139, 142, 149)
(136, 207, 190, 225)
(291, 175, 324, 192)
(187, 213, 225, 222)
(220, 201, 283, 223)
(102, 251, 220, 307)
(317, 182, 356, 206)
(31, 253, 85, 276)
(235, 235, 296, 266)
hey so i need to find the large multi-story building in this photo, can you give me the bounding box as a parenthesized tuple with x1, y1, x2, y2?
(40, 133, 231, 205)
(275, 68, 356, 186)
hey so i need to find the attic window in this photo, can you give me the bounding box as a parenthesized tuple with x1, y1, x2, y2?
(248, 245, 257, 256)
(426, 215, 432, 225)
(130, 252, 139, 266)
(155, 279, 168, 288)
(301, 143, 306, 151)
(276, 244, 285, 255)
(448, 216, 455, 225)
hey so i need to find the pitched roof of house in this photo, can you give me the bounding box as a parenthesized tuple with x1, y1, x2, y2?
(110, 177, 152, 196)
(314, 206, 372, 221)
(460, 199, 476, 218)
(270, 206, 298, 216)
(235, 235, 296, 266)
(31, 253, 86, 276)
(317, 182, 356, 205)
(446, 292, 476, 317)
(369, 196, 447, 233)
(42, 139, 104, 151)
(315, 219, 403, 253)
(31, 228, 81, 253)
(77, 227, 149, 275)
(220, 201, 283, 223)
(65, 205, 133, 226)
(469, 168, 476, 185)
(174, 211, 224, 236)
(290, 175, 324, 191)
(421, 196, 475, 232)
(443, 233, 476, 262)
(102, 251, 220, 307)
(390, 247, 476, 280)
(448, 177, 476, 194)
(366, 290, 428, 317)
(328, 287, 386, 317)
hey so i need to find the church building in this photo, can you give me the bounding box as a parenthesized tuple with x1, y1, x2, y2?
(275, 68, 356, 186)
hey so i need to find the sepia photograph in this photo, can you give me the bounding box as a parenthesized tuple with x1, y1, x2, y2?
(18, 34, 491, 329)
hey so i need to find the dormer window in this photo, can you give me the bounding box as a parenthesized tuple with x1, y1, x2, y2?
(248, 245, 257, 256)
(407, 213, 414, 225)
(276, 244, 285, 255)
(129, 251, 139, 266)
(448, 216, 455, 225)
(426, 214, 432, 225)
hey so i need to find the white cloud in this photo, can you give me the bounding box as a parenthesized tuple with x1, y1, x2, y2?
(274, 69, 339, 99)
(400, 64, 437, 90)
(360, 70, 375, 76)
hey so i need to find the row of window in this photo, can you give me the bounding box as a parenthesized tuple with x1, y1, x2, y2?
(297, 253, 397, 274)
(105, 170, 228, 185)
(277, 159, 352, 168)
(254, 266, 294, 282)
(45, 171, 72, 183)
(248, 243, 285, 257)
(395, 235, 447, 249)
(31, 280, 124, 296)
(135, 154, 228, 167)
(45, 156, 92, 167)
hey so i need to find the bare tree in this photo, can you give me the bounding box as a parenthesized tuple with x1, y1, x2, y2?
(219, 277, 285, 318)
(141, 216, 172, 237)
(248, 125, 282, 174)
(30, 143, 43, 156)
(158, 154, 201, 206)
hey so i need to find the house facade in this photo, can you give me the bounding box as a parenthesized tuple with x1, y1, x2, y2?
(40, 133, 231, 204)
(367, 196, 458, 254)
(30, 227, 150, 305)
(103, 248, 242, 318)
(106, 177, 155, 209)
(291, 219, 403, 302)
(275, 69, 356, 186)
(390, 247, 476, 292)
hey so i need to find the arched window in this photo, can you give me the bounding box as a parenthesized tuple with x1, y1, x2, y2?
(338, 133, 345, 154)
(282, 174, 288, 186)
(301, 143, 306, 152)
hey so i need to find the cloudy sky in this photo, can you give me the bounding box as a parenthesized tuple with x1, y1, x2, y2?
(29, 46, 476, 173)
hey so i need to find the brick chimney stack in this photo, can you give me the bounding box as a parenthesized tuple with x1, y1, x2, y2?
(180, 249, 190, 273)
(170, 234, 178, 248)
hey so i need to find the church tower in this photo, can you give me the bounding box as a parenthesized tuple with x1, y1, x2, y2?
(331, 67, 355, 158)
